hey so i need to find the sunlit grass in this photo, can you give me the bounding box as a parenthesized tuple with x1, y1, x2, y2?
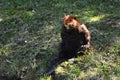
(89, 15, 106, 22)
(0, 0, 120, 80)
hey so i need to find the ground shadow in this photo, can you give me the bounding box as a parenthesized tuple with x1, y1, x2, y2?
(0, 0, 120, 80)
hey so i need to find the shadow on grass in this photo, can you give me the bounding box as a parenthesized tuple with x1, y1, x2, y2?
(88, 15, 120, 51)
(0, 0, 120, 80)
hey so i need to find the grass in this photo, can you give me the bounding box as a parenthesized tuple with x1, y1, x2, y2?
(0, 0, 120, 80)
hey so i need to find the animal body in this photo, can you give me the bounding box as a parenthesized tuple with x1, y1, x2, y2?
(45, 15, 91, 75)
(59, 15, 91, 59)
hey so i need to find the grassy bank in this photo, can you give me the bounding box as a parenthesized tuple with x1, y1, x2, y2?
(0, 0, 120, 80)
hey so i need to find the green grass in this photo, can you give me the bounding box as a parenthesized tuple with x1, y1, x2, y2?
(0, 0, 120, 80)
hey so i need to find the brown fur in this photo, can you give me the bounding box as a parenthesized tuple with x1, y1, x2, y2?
(59, 15, 91, 59)
(45, 15, 91, 75)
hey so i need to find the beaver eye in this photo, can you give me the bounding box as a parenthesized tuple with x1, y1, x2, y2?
(74, 17, 76, 20)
